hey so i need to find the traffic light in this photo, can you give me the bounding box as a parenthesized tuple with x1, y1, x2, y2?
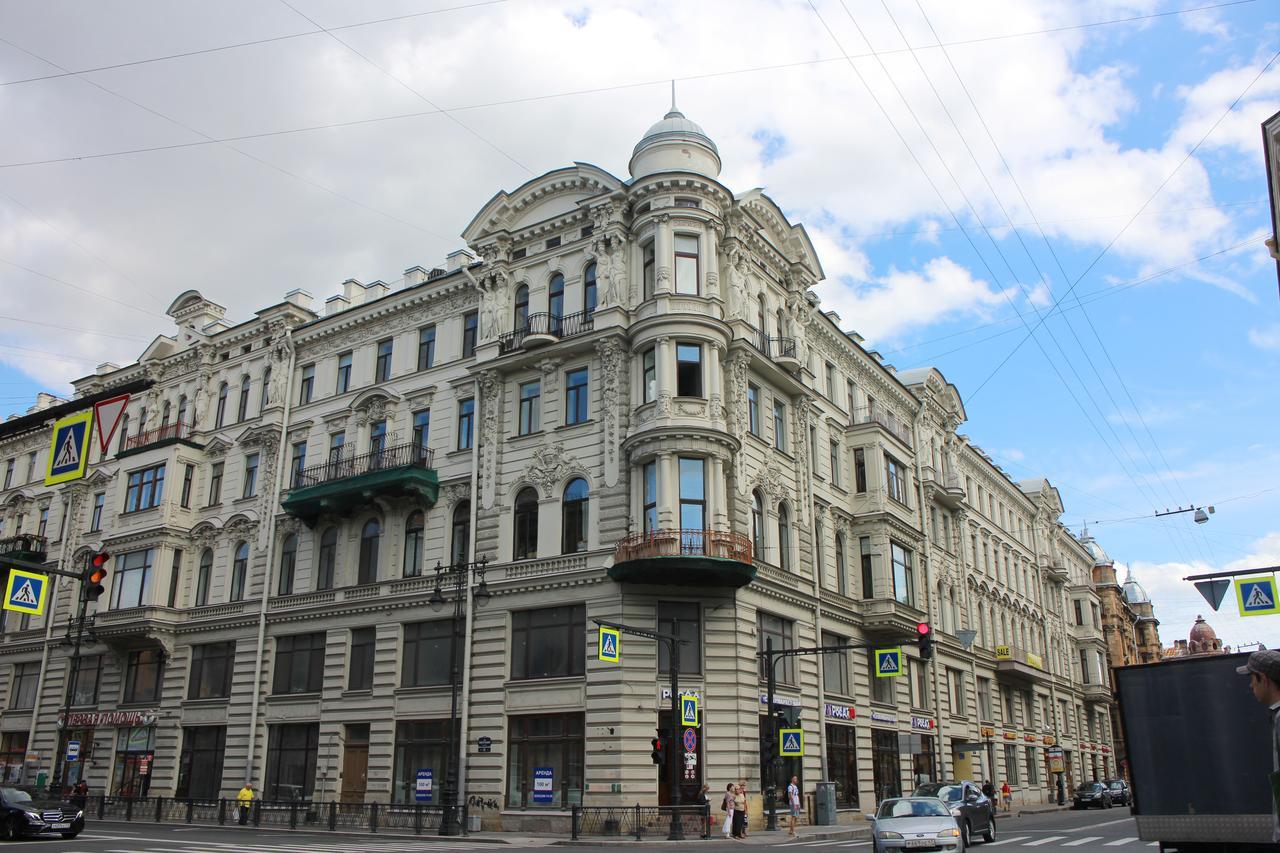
(84, 551, 110, 602)
(917, 621, 934, 662)
(761, 725, 779, 765)
(780, 706, 801, 727)
(650, 731, 665, 767)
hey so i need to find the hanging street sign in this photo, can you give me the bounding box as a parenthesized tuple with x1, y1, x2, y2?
(1236, 575, 1280, 617)
(65, 741, 80, 762)
(779, 728, 804, 757)
(682, 727, 697, 752)
(598, 625, 620, 663)
(3, 569, 49, 616)
(1194, 578, 1231, 612)
(92, 394, 130, 455)
(875, 647, 902, 678)
(680, 693, 700, 727)
(45, 410, 94, 486)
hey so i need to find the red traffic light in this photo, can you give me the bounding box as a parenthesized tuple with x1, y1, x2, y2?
(91, 551, 110, 569)
(917, 622, 931, 635)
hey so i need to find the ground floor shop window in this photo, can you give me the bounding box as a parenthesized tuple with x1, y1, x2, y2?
(0, 733, 26, 784)
(392, 719, 460, 804)
(1004, 744, 1020, 785)
(910, 735, 936, 789)
(56, 729, 95, 788)
(758, 715, 802, 808)
(871, 729, 901, 802)
(506, 713, 583, 809)
(825, 724, 859, 808)
(1025, 746, 1040, 785)
(111, 726, 155, 796)
(177, 727, 225, 799)
(266, 723, 319, 801)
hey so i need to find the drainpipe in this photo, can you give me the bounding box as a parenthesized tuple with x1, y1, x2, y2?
(456, 369, 482, 810)
(910, 400, 943, 782)
(245, 326, 296, 786)
(26, 491, 74, 788)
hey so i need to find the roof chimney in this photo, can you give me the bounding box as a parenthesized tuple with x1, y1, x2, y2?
(283, 289, 313, 311)
(363, 280, 389, 302)
(447, 249, 476, 272)
(326, 294, 350, 316)
(341, 278, 364, 306)
(404, 266, 429, 287)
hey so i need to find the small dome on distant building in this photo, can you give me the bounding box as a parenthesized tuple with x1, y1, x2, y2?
(1078, 526, 1111, 566)
(629, 88, 722, 180)
(1121, 566, 1150, 605)
(1188, 615, 1224, 655)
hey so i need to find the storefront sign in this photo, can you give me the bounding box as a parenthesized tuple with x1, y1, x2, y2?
(1023, 734, 1036, 743)
(995, 645, 1012, 660)
(1047, 746, 1064, 774)
(57, 710, 156, 729)
(910, 716, 935, 731)
(662, 688, 701, 701)
(824, 703, 854, 720)
(533, 767, 554, 804)
(1043, 736, 1055, 746)
(1026, 652, 1044, 670)
(869, 711, 897, 725)
(1002, 732, 1017, 740)
(416, 769, 432, 802)
(758, 694, 802, 708)
(980, 727, 995, 738)
(139, 754, 151, 776)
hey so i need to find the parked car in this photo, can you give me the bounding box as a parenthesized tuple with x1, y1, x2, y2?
(0, 786, 85, 840)
(913, 781, 997, 846)
(866, 797, 964, 852)
(1072, 781, 1114, 810)
(1103, 779, 1131, 806)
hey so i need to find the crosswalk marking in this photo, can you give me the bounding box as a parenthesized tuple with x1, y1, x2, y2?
(1064, 837, 1103, 846)
(1106, 838, 1141, 846)
(1024, 837, 1068, 847)
(984, 836, 1030, 846)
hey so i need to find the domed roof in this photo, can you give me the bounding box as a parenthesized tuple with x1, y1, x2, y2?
(628, 87, 722, 180)
(1078, 526, 1110, 566)
(1121, 567, 1150, 604)
(1189, 615, 1219, 645)
(632, 107, 720, 159)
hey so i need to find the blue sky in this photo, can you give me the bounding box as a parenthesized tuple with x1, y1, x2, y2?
(0, 0, 1277, 646)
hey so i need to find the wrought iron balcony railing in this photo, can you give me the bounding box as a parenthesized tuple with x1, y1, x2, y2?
(291, 442, 434, 490)
(851, 406, 914, 448)
(744, 327, 798, 363)
(614, 528, 753, 565)
(0, 534, 47, 560)
(498, 310, 595, 354)
(124, 420, 194, 451)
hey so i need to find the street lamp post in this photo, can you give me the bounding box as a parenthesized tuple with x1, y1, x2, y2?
(429, 557, 489, 837)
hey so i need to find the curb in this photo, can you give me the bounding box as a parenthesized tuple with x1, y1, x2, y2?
(90, 818, 513, 844)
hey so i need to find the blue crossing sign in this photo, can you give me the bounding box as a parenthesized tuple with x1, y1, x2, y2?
(599, 626, 620, 663)
(45, 410, 94, 486)
(875, 647, 902, 678)
(779, 728, 804, 757)
(3, 569, 48, 616)
(1236, 575, 1280, 617)
(681, 693, 700, 727)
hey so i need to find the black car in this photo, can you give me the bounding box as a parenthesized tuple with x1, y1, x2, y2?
(1104, 779, 1131, 806)
(1072, 781, 1114, 810)
(0, 786, 85, 839)
(914, 780, 997, 846)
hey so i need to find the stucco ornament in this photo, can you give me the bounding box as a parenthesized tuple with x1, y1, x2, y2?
(595, 338, 629, 471)
(478, 371, 500, 506)
(479, 270, 509, 341)
(522, 442, 584, 499)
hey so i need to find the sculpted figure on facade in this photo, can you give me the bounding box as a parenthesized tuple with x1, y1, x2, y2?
(478, 371, 500, 507)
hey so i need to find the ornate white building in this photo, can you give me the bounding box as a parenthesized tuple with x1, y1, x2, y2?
(0, 101, 1115, 830)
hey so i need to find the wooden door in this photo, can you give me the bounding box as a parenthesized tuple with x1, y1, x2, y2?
(340, 724, 369, 804)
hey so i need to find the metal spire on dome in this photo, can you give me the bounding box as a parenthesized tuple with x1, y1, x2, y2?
(668, 79, 682, 118)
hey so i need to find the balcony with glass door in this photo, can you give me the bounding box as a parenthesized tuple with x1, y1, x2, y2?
(281, 441, 438, 526)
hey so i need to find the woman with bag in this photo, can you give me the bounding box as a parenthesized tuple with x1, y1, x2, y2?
(732, 783, 748, 838)
(721, 783, 736, 838)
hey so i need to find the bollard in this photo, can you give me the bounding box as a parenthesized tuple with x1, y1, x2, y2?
(218, 798, 226, 825)
(125, 797, 133, 822)
(635, 803, 642, 841)
(253, 800, 261, 827)
(328, 801, 337, 831)
(414, 802, 423, 835)
(370, 801, 379, 833)
(289, 800, 298, 829)
(155, 796, 163, 823)
(186, 799, 194, 824)
(571, 804, 580, 840)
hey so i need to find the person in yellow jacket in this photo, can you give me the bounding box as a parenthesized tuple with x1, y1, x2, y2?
(236, 782, 255, 825)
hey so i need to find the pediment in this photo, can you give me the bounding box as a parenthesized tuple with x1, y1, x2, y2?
(463, 163, 622, 243)
(735, 189, 824, 281)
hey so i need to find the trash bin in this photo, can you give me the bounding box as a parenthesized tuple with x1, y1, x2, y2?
(814, 781, 837, 826)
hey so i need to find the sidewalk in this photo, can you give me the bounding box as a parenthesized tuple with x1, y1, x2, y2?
(553, 822, 871, 846)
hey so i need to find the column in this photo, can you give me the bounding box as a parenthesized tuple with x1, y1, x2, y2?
(658, 453, 678, 529)
(655, 217, 672, 295)
(656, 338, 674, 400)
(708, 457, 726, 530)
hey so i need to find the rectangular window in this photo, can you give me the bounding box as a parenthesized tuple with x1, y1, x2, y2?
(773, 400, 787, 451)
(913, 659, 931, 710)
(336, 352, 353, 393)
(860, 536, 874, 599)
(821, 631, 849, 696)
(949, 668, 966, 717)
(298, 364, 315, 404)
(1079, 649, 1090, 684)
(642, 241, 656, 300)
(25, 451, 37, 482)
(674, 234, 699, 294)
(518, 380, 541, 435)
(179, 464, 195, 508)
(168, 548, 183, 608)
(375, 338, 393, 382)
(412, 410, 430, 460)
(1004, 744, 1020, 785)
(511, 604, 585, 680)
(67, 655, 101, 707)
(124, 463, 166, 513)
(642, 461, 657, 533)
(891, 541, 915, 606)
(8, 663, 39, 710)
(329, 432, 345, 463)
(272, 633, 326, 695)
(402, 620, 460, 687)
(2, 459, 12, 489)
(348, 627, 376, 691)
(809, 425, 818, 473)
(287, 442, 307, 489)
(869, 649, 895, 704)
(89, 492, 105, 531)
(207, 462, 223, 506)
(885, 453, 909, 505)
(417, 326, 436, 370)
(37, 507, 47, 538)
(545, 235, 561, 249)
(241, 453, 259, 499)
(506, 713, 584, 809)
(826, 724, 860, 808)
(392, 719, 459, 804)
(825, 363, 836, 398)
(977, 677, 993, 721)
(830, 441, 841, 487)
(266, 723, 319, 801)
(846, 379, 856, 414)
(1091, 602, 1100, 628)
(462, 311, 478, 357)
(657, 601, 701, 675)
(757, 612, 795, 685)
(565, 368, 588, 425)
(122, 649, 163, 704)
(188, 642, 236, 700)
(177, 727, 226, 800)
(1073, 600, 1083, 626)
(111, 548, 154, 610)
(1002, 687, 1015, 724)
(457, 398, 475, 451)
(854, 448, 867, 493)
(678, 457, 705, 532)
(675, 343, 702, 397)
(1026, 746, 1040, 785)
(642, 348, 656, 403)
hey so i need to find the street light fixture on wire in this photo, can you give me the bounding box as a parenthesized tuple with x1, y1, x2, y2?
(428, 556, 489, 836)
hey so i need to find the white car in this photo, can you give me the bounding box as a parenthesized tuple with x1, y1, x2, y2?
(866, 797, 964, 852)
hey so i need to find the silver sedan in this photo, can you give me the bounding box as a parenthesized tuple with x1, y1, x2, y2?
(865, 797, 964, 852)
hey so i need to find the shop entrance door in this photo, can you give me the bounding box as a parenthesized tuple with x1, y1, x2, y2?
(657, 710, 702, 806)
(340, 724, 369, 804)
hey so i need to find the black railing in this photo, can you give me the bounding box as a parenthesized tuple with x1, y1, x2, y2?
(498, 310, 595, 354)
(291, 441, 434, 490)
(84, 796, 457, 836)
(124, 420, 193, 450)
(0, 533, 47, 558)
(745, 328, 798, 361)
(571, 804, 710, 840)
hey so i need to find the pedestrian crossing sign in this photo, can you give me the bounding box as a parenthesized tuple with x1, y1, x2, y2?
(1235, 575, 1280, 617)
(875, 647, 903, 678)
(681, 694, 700, 727)
(599, 626, 620, 663)
(779, 728, 804, 757)
(3, 568, 49, 616)
(45, 410, 94, 486)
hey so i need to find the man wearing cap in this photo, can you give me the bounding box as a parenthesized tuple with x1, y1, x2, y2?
(1238, 649, 1280, 842)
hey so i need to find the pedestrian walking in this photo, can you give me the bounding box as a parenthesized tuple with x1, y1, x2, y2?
(698, 784, 711, 837)
(731, 783, 747, 839)
(981, 780, 995, 799)
(721, 783, 736, 838)
(1000, 780, 1012, 813)
(786, 775, 801, 837)
(236, 782, 255, 826)
(71, 778, 88, 812)
(1238, 648, 1280, 842)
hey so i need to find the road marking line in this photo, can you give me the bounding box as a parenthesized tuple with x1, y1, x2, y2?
(1064, 838, 1103, 847)
(983, 837, 1030, 846)
(1024, 837, 1068, 846)
(1085, 817, 1138, 829)
(833, 843, 871, 848)
(1106, 838, 1140, 846)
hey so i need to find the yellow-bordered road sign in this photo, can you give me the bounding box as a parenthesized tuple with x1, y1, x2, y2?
(46, 410, 94, 486)
(680, 693, 700, 727)
(875, 647, 903, 677)
(1236, 575, 1280, 617)
(4, 569, 49, 616)
(779, 728, 804, 757)
(599, 625, 620, 663)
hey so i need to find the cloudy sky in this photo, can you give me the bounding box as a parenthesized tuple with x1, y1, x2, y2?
(1, 0, 1278, 648)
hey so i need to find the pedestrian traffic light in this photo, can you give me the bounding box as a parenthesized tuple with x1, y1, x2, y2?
(781, 706, 801, 727)
(84, 551, 110, 602)
(917, 622, 934, 661)
(650, 732, 665, 767)
(762, 727, 779, 765)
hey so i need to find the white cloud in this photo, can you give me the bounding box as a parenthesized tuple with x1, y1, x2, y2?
(1248, 323, 1280, 351)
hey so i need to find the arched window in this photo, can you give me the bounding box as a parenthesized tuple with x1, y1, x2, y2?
(160, 401, 171, 429)
(835, 534, 847, 595)
(562, 478, 589, 554)
(776, 308, 787, 339)
(117, 413, 130, 453)
(514, 283, 530, 331)
(196, 548, 213, 607)
(949, 588, 959, 634)
(513, 487, 539, 560)
(237, 374, 250, 422)
(583, 262, 597, 317)
(278, 534, 297, 596)
(757, 295, 767, 335)
(815, 520, 825, 588)
(317, 527, 337, 590)
(261, 366, 272, 409)
(403, 511, 424, 577)
(177, 395, 188, 427)
(358, 519, 381, 585)
(451, 502, 471, 566)
(231, 541, 249, 601)
(751, 490, 765, 559)
(215, 383, 228, 428)
(777, 504, 791, 571)
(549, 274, 565, 320)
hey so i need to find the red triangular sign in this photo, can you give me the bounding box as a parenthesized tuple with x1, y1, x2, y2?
(93, 394, 130, 454)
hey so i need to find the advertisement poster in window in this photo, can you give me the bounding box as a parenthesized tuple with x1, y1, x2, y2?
(533, 767, 553, 804)
(416, 769, 433, 802)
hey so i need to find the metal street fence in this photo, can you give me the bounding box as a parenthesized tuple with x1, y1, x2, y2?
(570, 803, 711, 840)
(83, 796, 461, 836)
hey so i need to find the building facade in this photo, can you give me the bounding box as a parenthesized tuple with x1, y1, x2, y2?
(0, 103, 1118, 827)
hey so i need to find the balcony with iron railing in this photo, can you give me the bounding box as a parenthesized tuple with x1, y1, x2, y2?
(609, 528, 755, 588)
(121, 420, 199, 455)
(743, 327, 801, 371)
(849, 405, 914, 449)
(994, 644, 1051, 684)
(281, 441, 438, 526)
(498, 310, 595, 355)
(0, 534, 47, 562)
(921, 465, 966, 508)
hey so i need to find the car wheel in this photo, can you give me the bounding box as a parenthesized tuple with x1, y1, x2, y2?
(0, 817, 17, 841)
(961, 820, 972, 847)
(983, 817, 996, 843)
